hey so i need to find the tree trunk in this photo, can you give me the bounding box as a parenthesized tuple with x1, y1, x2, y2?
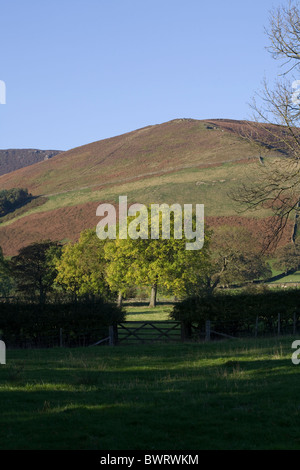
(149, 283, 157, 308)
(39, 282, 46, 306)
(117, 291, 123, 308)
(291, 199, 300, 244)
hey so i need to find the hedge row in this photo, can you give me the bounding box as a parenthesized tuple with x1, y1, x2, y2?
(171, 290, 300, 328)
(0, 299, 125, 347)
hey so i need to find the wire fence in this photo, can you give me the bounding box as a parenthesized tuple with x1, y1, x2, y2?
(188, 313, 300, 341)
(2, 326, 109, 349)
(2, 314, 299, 349)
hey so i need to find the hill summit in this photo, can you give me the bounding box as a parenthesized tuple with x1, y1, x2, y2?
(0, 118, 292, 255)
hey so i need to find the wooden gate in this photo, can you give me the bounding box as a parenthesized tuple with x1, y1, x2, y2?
(110, 321, 183, 345)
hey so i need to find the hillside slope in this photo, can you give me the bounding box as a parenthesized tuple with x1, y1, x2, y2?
(0, 118, 292, 255)
(0, 119, 269, 195)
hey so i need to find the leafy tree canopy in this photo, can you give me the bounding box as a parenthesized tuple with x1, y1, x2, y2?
(0, 188, 31, 217)
(274, 240, 300, 274)
(10, 240, 62, 304)
(55, 229, 110, 299)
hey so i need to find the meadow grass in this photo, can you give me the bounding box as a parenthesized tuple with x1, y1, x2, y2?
(125, 303, 173, 321)
(270, 271, 300, 284)
(1, 336, 300, 450)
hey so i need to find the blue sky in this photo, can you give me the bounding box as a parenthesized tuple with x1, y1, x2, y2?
(0, 0, 282, 150)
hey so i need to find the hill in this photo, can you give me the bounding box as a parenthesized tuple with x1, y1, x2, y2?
(0, 148, 62, 176)
(0, 118, 293, 256)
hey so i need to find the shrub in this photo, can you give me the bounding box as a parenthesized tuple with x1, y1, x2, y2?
(0, 188, 31, 217)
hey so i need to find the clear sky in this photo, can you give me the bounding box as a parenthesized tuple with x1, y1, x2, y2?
(0, 0, 283, 151)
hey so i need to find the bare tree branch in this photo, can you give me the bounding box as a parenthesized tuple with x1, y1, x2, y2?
(232, 1, 300, 251)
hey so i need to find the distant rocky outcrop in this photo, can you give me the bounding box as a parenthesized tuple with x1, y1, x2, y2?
(0, 149, 62, 176)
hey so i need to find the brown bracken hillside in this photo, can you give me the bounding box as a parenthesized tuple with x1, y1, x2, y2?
(0, 118, 292, 256)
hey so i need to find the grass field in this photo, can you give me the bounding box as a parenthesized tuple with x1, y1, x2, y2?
(1, 336, 300, 450)
(270, 271, 300, 284)
(125, 303, 173, 321)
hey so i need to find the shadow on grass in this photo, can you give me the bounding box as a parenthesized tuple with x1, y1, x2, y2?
(0, 356, 300, 450)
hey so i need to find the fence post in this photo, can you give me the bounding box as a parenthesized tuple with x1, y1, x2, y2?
(109, 323, 118, 346)
(278, 313, 281, 336)
(114, 323, 119, 345)
(109, 326, 114, 346)
(59, 328, 63, 348)
(205, 320, 211, 342)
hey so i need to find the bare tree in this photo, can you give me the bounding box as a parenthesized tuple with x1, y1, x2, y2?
(202, 226, 272, 294)
(232, 1, 300, 251)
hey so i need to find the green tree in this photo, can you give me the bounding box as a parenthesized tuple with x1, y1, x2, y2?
(10, 240, 62, 304)
(0, 246, 14, 298)
(274, 240, 300, 274)
(0, 188, 31, 217)
(104, 238, 137, 307)
(55, 229, 110, 300)
(103, 213, 211, 307)
(130, 236, 210, 307)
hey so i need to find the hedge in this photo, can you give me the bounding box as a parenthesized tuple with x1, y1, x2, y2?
(0, 299, 125, 347)
(171, 290, 300, 336)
